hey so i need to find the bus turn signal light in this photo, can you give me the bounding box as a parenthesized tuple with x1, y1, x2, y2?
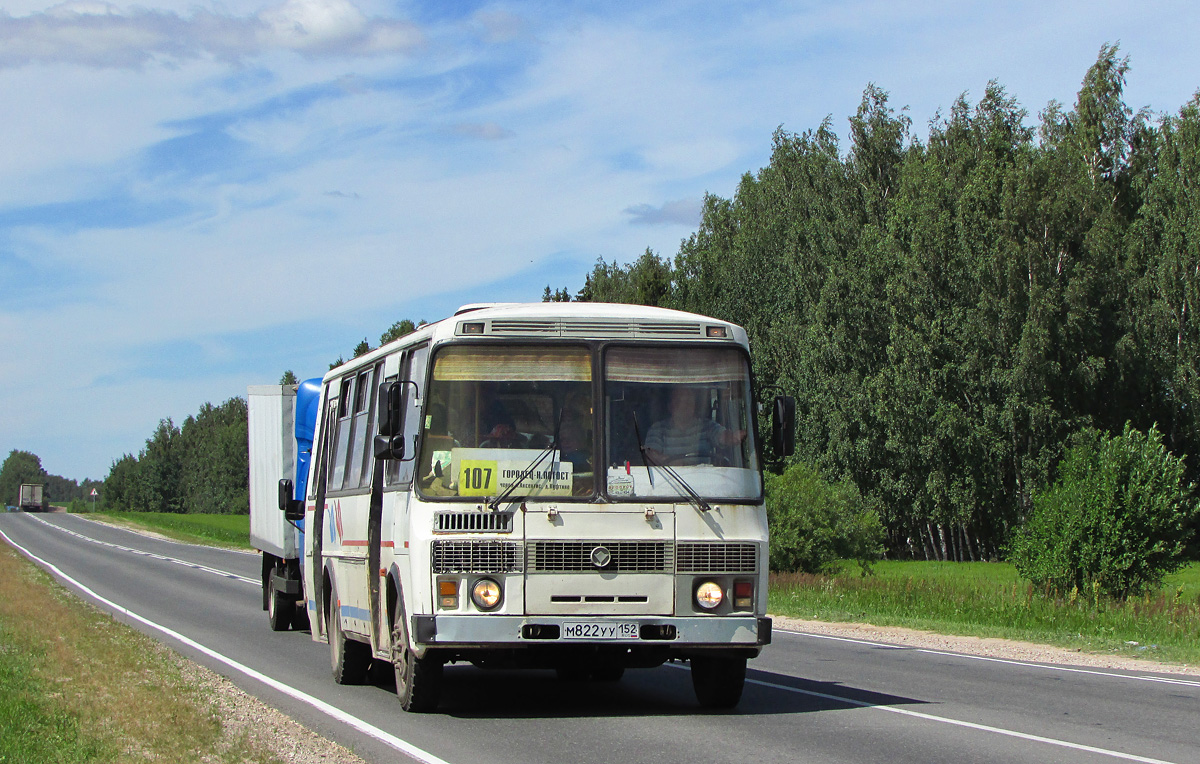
(733, 581, 753, 609)
(438, 580, 458, 609)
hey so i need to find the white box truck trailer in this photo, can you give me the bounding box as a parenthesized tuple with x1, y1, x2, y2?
(248, 381, 322, 632)
(248, 384, 305, 631)
(19, 483, 44, 512)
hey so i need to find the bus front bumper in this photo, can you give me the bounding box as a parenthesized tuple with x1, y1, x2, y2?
(411, 614, 771, 649)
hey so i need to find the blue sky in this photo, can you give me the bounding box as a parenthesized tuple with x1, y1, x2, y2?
(2, 0, 1198, 482)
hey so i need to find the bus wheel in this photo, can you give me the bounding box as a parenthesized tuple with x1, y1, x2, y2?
(555, 663, 591, 681)
(391, 597, 442, 712)
(690, 655, 746, 709)
(592, 662, 625, 682)
(328, 581, 369, 684)
(291, 602, 311, 632)
(267, 574, 294, 631)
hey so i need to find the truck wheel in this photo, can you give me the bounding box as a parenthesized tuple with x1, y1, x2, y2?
(267, 575, 295, 632)
(392, 596, 442, 712)
(690, 655, 746, 709)
(328, 582, 369, 684)
(261, 555, 273, 611)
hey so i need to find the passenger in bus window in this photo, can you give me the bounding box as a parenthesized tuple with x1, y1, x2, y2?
(479, 398, 523, 448)
(559, 419, 590, 469)
(644, 387, 745, 466)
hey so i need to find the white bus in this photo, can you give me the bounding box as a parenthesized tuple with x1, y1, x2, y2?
(280, 302, 794, 711)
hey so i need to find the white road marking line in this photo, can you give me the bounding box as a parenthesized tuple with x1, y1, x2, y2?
(777, 628, 1200, 688)
(0, 526, 453, 764)
(668, 663, 1178, 764)
(28, 514, 258, 585)
(777, 629, 903, 650)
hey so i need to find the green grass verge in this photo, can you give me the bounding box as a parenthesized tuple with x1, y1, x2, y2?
(0, 541, 281, 763)
(0, 625, 114, 763)
(81, 511, 252, 549)
(769, 560, 1200, 666)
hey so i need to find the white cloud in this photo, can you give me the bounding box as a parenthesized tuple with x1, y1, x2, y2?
(0, 0, 422, 69)
(256, 0, 421, 56)
(624, 198, 702, 228)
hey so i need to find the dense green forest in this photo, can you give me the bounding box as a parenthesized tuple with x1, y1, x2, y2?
(550, 45, 1200, 561)
(101, 398, 249, 515)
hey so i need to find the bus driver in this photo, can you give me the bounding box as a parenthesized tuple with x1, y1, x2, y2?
(644, 387, 746, 466)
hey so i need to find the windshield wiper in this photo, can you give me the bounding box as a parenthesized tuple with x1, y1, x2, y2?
(631, 412, 712, 512)
(487, 407, 563, 511)
(631, 412, 654, 487)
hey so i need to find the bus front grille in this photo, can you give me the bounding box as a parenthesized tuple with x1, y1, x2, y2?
(676, 542, 758, 573)
(527, 541, 673, 573)
(431, 540, 523, 573)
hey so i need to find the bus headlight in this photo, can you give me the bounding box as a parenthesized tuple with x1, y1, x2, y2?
(471, 578, 503, 611)
(695, 581, 723, 610)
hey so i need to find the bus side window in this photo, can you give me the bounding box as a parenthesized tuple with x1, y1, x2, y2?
(346, 368, 371, 489)
(329, 377, 353, 490)
(345, 364, 382, 490)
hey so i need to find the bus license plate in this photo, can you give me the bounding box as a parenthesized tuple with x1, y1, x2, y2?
(562, 622, 639, 640)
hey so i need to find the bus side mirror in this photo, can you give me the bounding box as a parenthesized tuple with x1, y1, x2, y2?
(374, 434, 405, 461)
(771, 396, 796, 457)
(377, 381, 403, 437)
(278, 478, 304, 521)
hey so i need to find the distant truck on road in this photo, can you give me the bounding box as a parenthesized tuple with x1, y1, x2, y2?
(19, 483, 45, 512)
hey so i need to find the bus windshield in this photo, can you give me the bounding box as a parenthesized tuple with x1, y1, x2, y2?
(604, 346, 761, 502)
(417, 345, 595, 499)
(417, 343, 761, 503)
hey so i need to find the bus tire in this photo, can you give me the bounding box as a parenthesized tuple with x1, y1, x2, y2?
(291, 601, 311, 632)
(328, 581, 369, 684)
(690, 655, 746, 709)
(391, 596, 442, 712)
(555, 663, 591, 681)
(267, 574, 294, 631)
(592, 662, 625, 682)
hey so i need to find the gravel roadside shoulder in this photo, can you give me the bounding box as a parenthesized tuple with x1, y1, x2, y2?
(174, 653, 370, 764)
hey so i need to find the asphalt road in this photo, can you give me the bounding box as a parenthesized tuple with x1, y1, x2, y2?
(2, 511, 1197, 764)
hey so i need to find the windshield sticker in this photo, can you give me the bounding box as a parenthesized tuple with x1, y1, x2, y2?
(608, 473, 634, 497)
